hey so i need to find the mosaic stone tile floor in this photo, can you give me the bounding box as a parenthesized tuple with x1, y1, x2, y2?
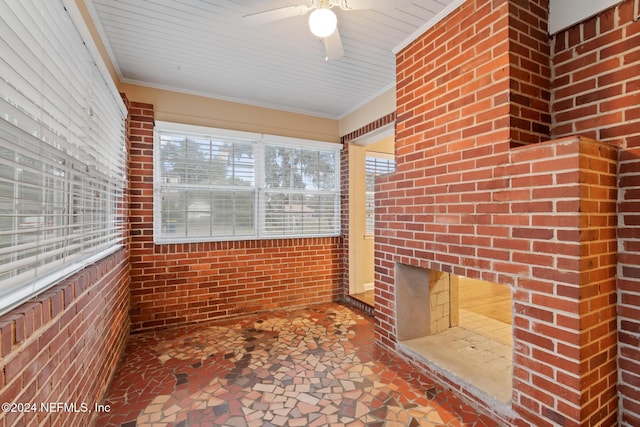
(95, 303, 499, 427)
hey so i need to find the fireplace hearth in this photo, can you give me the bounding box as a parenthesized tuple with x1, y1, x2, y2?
(395, 264, 512, 404)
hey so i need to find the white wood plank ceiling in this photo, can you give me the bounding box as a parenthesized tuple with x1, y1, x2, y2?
(87, 0, 456, 119)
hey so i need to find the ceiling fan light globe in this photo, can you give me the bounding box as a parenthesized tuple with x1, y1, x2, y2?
(308, 8, 337, 38)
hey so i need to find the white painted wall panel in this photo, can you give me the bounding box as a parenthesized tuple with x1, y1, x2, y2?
(549, 0, 622, 34)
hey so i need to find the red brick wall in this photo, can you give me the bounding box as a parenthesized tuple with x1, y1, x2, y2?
(127, 102, 344, 333)
(550, 1, 640, 425)
(383, 0, 621, 425)
(340, 112, 396, 143)
(0, 250, 130, 427)
(508, 0, 551, 147)
(508, 139, 618, 427)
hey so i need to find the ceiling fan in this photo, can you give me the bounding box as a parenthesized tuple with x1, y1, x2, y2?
(242, 0, 412, 61)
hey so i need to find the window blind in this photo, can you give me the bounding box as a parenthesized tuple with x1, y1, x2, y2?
(365, 155, 395, 235)
(0, 0, 126, 315)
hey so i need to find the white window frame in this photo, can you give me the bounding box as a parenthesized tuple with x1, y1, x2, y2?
(154, 122, 341, 243)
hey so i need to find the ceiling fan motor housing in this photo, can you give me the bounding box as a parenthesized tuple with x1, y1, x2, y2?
(308, 8, 338, 37)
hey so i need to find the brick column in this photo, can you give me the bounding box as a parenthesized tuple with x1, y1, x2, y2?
(550, 1, 640, 423)
(507, 138, 619, 427)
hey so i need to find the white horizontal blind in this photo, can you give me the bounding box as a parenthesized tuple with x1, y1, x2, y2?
(157, 130, 257, 240)
(0, 0, 126, 314)
(155, 123, 340, 243)
(365, 155, 395, 235)
(263, 144, 339, 236)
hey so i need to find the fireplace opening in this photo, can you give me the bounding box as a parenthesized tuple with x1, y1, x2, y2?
(395, 264, 513, 405)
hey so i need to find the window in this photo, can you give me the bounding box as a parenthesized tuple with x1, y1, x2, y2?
(155, 122, 341, 243)
(0, 0, 126, 314)
(365, 154, 395, 235)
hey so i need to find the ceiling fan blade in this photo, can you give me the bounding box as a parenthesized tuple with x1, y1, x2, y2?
(324, 28, 344, 60)
(242, 5, 310, 26)
(338, 0, 412, 10)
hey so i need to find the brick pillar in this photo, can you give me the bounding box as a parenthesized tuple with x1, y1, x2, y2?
(508, 0, 551, 147)
(127, 102, 157, 330)
(550, 1, 640, 423)
(508, 138, 619, 427)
